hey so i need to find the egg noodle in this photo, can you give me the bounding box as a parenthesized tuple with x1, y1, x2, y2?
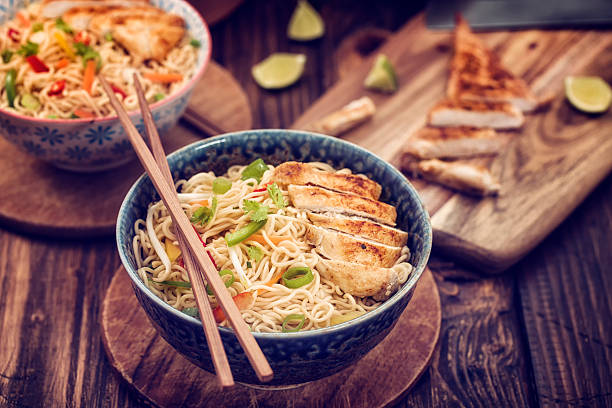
(133, 162, 413, 333)
(0, 2, 197, 118)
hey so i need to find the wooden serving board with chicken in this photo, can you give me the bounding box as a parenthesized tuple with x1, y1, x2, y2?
(292, 13, 612, 273)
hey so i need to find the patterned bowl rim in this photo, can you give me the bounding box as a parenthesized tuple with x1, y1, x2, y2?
(117, 129, 433, 339)
(0, 0, 211, 125)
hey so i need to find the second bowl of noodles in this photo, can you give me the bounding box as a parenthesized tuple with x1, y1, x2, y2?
(0, 0, 210, 172)
(116, 129, 432, 387)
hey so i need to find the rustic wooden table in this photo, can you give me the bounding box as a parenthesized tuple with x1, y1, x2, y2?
(0, 1, 610, 406)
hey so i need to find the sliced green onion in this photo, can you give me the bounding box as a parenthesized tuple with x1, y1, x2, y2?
(282, 314, 305, 332)
(190, 38, 201, 48)
(206, 269, 235, 295)
(104, 32, 113, 42)
(241, 158, 268, 183)
(2, 50, 13, 63)
(153, 93, 165, 101)
(47, 114, 57, 119)
(32, 22, 43, 32)
(225, 220, 267, 246)
(246, 261, 252, 269)
(5, 69, 17, 108)
(282, 266, 314, 289)
(212, 177, 232, 194)
(21, 94, 40, 111)
(182, 307, 199, 318)
(147, 277, 191, 288)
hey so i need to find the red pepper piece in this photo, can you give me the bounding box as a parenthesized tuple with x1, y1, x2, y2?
(74, 31, 91, 46)
(252, 181, 273, 193)
(7, 28, 20, 42)
(212, 292, 253, 323)
(48, 79, 66, 96)
(191, 225, 218, 269)
(25, 55, 49, 73)
(110, 83, 127, 99)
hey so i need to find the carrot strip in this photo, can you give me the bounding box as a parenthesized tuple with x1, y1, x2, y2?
(55, 58, 69, 69)
(73, 108, 95, 119)
(143, 72, 183, 83)
(264, 270, 285, 287)
(247, 234, 290, 246)
(190, 199, 209, 207)
(82, 59, 95, 95)
(16, 12, 30, 28)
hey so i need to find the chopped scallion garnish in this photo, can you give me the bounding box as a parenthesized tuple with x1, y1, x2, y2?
(282, 266, 314, 289)
(282, 314, 305, 332)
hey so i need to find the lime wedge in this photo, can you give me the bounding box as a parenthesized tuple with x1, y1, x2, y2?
(287, 0, 324, 41)
(364, 54, 398, 93)
(252, 53, 306, 89)
(565, 76, 611, 113)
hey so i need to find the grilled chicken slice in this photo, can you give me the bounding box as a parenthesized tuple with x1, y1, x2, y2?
(41, 0, 148, 18)
(317, 258, 399, 301)
(403, 126, 503, 160)
(288, 185, 397, 226)
(63, 6, 114, 31)
(405, 158, 500, 196)
(305, 225, 402, 268)
(271, 161, 381, 200)
(428, 99, 524, 129)
(309, 96, 376, 136)
(449, 15, 537, 112)
(89, 6, 185, 62)
(307, 212, 408, 247)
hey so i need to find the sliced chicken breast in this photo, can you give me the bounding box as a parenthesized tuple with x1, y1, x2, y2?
(428, 99, 524, 129)
(305, 225, 402, 268)
(41, 0, 148, 18)
(307, 212, 408, 247)
(89, 6, 185, 62)
(317, 258, 399, 301)
(404, 158, 500, 196)
(288, 185, 397, 226)
(309, 96, 376, 137)
(403, 126, 503, 160)
(271, 161, 381, 200)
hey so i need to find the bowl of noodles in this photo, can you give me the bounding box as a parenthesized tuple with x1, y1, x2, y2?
(116, 129, 432, 387)
(0, 0, 210, 172)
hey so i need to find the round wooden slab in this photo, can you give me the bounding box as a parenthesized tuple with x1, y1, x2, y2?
(0, 61, 252, 238)
(101, 267, 441, 408)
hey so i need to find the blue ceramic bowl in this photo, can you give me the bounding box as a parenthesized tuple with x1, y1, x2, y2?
(0, 0, 210, 172)
(116, 130, 432, 387)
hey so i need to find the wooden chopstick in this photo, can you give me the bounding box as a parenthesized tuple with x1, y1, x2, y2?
(132, 76, 234, 387)
(99, 76, 273, 383)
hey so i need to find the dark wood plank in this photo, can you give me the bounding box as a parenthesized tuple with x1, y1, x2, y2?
(516, 173, 612, 407)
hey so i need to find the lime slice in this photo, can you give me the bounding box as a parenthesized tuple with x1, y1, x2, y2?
(364, 54, 398, 93)
(252, 53, 306, 89)
(287, 0, 324, 41)
(565, 76, 611, 113)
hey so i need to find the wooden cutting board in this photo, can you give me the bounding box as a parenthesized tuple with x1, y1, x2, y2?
(0, 61, 252, 238)
(292, 14, 612, 273)
(101, 267, 441, 408)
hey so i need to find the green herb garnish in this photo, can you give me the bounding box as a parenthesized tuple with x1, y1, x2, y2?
(17, 41, 38, 57)
(32, 22, 43, 32)
(243, 199, 269, 222)
(190, 196, 217, 225)
(267, 182, 286, 209)
(153, 93, 165, 101)
(212, 177, 232, 194)
(1, 50, 13, 63)
(104, 32, 113, 42)
(190, 38, 201, 48)
(147, 278, 191, 288)
(246, 261, 252, 268)
(55, 17, 73, 34)
(74, 42, 101, 71)
(182, 307, 199, 318)
(247, 245, 263, 262)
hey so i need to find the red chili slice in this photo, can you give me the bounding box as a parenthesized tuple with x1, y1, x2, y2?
(110, 84, 127, 99)
(25, 55, 49, 73)
(48, 80, 66, 96)
(74, 31, 91, 46)
(7, 28, 20, 42)
(191, 225, 218, 269)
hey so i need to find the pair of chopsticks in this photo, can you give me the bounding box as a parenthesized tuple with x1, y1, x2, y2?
(100, 74, 273, 388)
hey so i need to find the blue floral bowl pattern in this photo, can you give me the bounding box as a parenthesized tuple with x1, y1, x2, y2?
(116, 130, 432, 386)
(0, 0, 211, 172)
